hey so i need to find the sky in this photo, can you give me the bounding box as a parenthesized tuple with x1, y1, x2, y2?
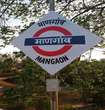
(81, 48, 105, 60)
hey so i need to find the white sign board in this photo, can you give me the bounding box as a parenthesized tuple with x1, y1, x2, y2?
(12, 11, 102, 75)
(46, 79, 59, 92)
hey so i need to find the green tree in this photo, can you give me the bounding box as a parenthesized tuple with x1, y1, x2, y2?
(59, 59, 105, 106)
(0, 53, 50, 110)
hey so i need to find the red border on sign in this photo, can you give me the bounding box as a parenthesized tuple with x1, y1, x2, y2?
(32, 26, 72, 56)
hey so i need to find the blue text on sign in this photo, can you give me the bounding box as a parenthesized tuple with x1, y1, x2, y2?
(24, 36, 85, 46)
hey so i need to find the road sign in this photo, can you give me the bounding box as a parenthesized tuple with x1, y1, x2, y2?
(12, 11, 102, 75)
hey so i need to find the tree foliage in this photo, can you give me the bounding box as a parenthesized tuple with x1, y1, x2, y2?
(0, 53, 48, 109)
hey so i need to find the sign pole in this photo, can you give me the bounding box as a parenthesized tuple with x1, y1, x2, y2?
(46, 75, 59, 110)
(49, 0, 55, 11)
(56, 89, 59, 110)
(49, 0, 57, 110)
(51, 92, 56, 110)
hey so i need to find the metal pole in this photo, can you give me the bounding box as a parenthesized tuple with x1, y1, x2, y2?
(56, 91, 59, 110)
(49, 0, 55, 11)
(50, 81, 56, 110)
(51, 92, 58, 110)
(47, 75, 59, 110)
(50, 92, 55, 110)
